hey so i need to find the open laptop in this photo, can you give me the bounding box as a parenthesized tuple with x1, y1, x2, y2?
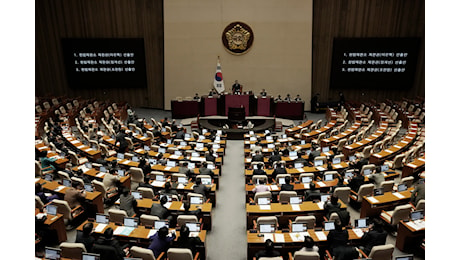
(190, 196, 203, 204)
(324, 174, 334, 181)
(188, 162, 196, 169)
(265, 130, 271, 135)
(332, 157, 341, 164)
(314, 159, 323, 167)
(185, 222, 201, 232)
(410, 211, 424, 221)
(250, 136, 257, 141)
(322, 146, 330, 153)
(267, 143, 275, 149)
(154, 220, 169, 230)
(207, 164, 215, 170)
(180, 141, 187, 146)
(184, 133, 191, 139)
(394, 255, 414, 260)
(324, 221, 335, 231)
(62, 178, 71, 187)
(166, 161, 176, 167)
(177, 177, 188, 184)
(45, 173, 53, 181)
(278, 177, 286, 185)
(99, 166, 107, 173)
(373, 188, 384, 196)
(301, 140, 306, 145)
(259, 224, 275, 233)
(123, 217, 138, 227)
(84, 183, 93, 192)
(348, 155, 356, 161)
(85, 162, 92, 169)
(266, 136, 273, 141)
(397, 184, 408, 192)
(46, 204, 58, 216)
(196, 143, 204, 149)
(354, 218, 369, 228)
(117, 169, 125, 177)
(156, 175, 166, 182)
(345, 170, 354, 179)
(132, 156, 139, 162)
(82, 252, 100, 260)
(174, 150, 182, 156)
(144, 145, 150, 151)
(117, 153, 124, 160)
(44, 247, 61, 260)
(380, 164, 389, 172)
(160, 194, 172, 202)
(191, 152, 200, 157)
(321, 194, 331, 202)
(158, 148, 166, 154)
(95, 214, 109, 224)
(213, 143, 220, 149)
(289, 151, 298, 157)
(301, 176, 312, 183)
(290, 196, 302, 204)
(131, 191, 142, 200)
(149, 158, 157, 165)
(258, 197, 271, 205)
(200, 177, 212, 185)
(291, 223, 307, 232)
(294, 162, 304, 169)
(363, 169, 372, 176)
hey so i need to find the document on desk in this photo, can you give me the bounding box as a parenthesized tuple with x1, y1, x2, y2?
(344, 146, 352, 149)
(392, 192, 405, 199)
(297, 168, 305, 173)
(374, 154, 382, 158)
(269, 185, 279, 191)
(84, 148, 92, 152)
(169, 155, 179, 159)
(394, 145, 402, 149)
(274, 233, 285, 243)
(291, 205, 301, 211)
(356, 142, 363, 146)
(315, 231, 327, 241)
(352, 228, 364, 238)
(147, 229, 157, 238)
(54, 185, 66, 192)
(180, 204, 185, 210)
(367, 196, 379, 203)
(304, 184, 310, 189)
(384, 149, 393, 153)
(289, 232, 309, 242)
(113, 227, 125, 235)
(122, 160, 131, 165)
(164, 167, 172, 171)
(407, 163, 417, 168)
(316, 201, 324, 209)
(71, 140, 79, 144)
(35, 178, 41, 183)
(316, 181, 326, 187)
(316, 167, 326, 171)
(120, 227, 135, 236)
(407, 220, 425, 231)
(94, 224, 107, 233)
(365, 138, 372, 142)
(77, 145, 85, 149)
(96, 172, 105, 178)
(151, 181, 166, 187)
(190, 232, 200, 237)
(259, 205, 271, 210)
(176, 183, 185, 189)
(401, 140, 409, 144)
(263, 234, 274, 242)
(164, 202, 172, 209)
(419, 158, 425, 162)
(135, 148, 143, 153)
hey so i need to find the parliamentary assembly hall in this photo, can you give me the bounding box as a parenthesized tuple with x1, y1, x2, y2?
(18, 0, 449, 259)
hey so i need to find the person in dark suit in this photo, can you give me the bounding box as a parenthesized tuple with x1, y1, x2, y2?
(348, 170, 364, 193)
(159, 182, 180, 201)
(308, 146, 321, 166)
(251, 150, 264, 162)
(75, 222, 95, 252)
(311, 93, 319, 113)
(192, 178, 210, 199)
(280, 176, 294, 191)
(324, 195, 342, 219)
(254, 239, 281, 260)
(119, 188, 137, 217)
(205, 151, 216, 163)
(178, 201, 202, 217)
(327, 221, 349, 257)
(172, 225, 203, 255)
(178, 162, 194, 181)
(253, 164, 267, 176)
(271, 163, 287, 183)
(94, 227, 126, 260)
(410, 179, 425, 205)
(148, 226, 176, 258)
(115, 129, 128, 153)
(150, 196, 172, 222)
(199, 162, 213, 176)
(175, 127, 185, 140)
(360, 219, 388, 255)
(232, 80, 242, 94)
(268, 150, 282, 165)
(304, 182, 322, 201)
(64, 181, 86, 209)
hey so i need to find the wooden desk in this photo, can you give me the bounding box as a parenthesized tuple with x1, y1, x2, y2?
(360, 189, 413, 218)
(401, 156, 425, 178)
(285, 121, 314, 136)
(36, 178, 104, 213)
(35, 209, 67, 243)
(247, 229, 361, 259)
(62, 131, 102, 161)
(301, 121, 337, 142)
(395, 220, 425, 252)
(320, 121, 362, 147)
(35, 143, 69, 169)
(72, 167, 131, 190)
(342, 122, 388, 157)
(147, 182, 217, 207)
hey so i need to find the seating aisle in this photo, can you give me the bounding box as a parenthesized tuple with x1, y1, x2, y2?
(206, 140, 247, 260)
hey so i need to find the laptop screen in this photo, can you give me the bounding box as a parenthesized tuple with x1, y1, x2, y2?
(207, 164, 215, 170)
(395, 255, 414, 260)
(123, 217, 138, 227)
(185, 222, 201, 232)
(266, 136, 273, 141)
(202, 129, 208, 134)
(215, 137, 221, 142)
(348, 155, 356, 161)
(131, 191, 142, 200)
(345, 171, 354, 178)
(314, 159, 323, 166)
(166, 161, 176, 167)
(322, 146, 330, 153)
(45, 247, 61, 260)
(363, 169, 371, 176)
(397, 184, 408, 192)
(117, 153, 124, 159)
(82, 252, 100, 260)
(196, 143, 204, 149)
(132, 156, 139, 162)
(184, 133, 191, 139)
(84, 183, 93, 192)
(45, 173, 53, 181)
(355, 218, 368, 228)
(118, 170, 125, 177)
(373, 188, 384, 196)
(201, 177, 212, 185)
(380, 164, 389, 171)
(411, 211, 424, 221)
(324, 174, 333, 181)
(301, 176, 312, 183)
(62, 179, 71, 187)
(190, 196, 203, 204)
(191, 152, 200, 157)
(85, 162, 92, 169)
(332, 157, 341, 164)
(167, 139, 172, 144)
(281, 134, 287, 139)
(154, 220, 169, 230)
(290, 196, 302, 204)
(291, 223, 307, 232)
(96, 214, 109, 224)
(174, 151, 182, 156)
(156, 175, 165, 181)
(278, 177, 286, 185)
(178, 177, 187, 184)
(301, 140, 306, 145)
(267, 143, 275, 149)
(158, 148, 166, 154)
(99, 166, 107, 173)
(321, 194, 331, 202)
(46, 204, 57, 215)
(324, 221, 335, 231)
(144, 145, 150, 151)
(149, 159, 157, 165)
(180, 141, 187, 146)
(259, 224, 275, 233)
(188, 162, 195, 169)
(258, 197, 270, 205)
(294, 163, 303, 169)
(289, 151, 297, 157)
(213, 144, 220, 149)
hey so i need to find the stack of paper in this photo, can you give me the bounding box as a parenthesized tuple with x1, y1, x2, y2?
(407, 221, 425, 231)
(164, 167, 172, 171)
(96, 172, 105, 178)
(316, 167, 326, 171)
(263, 234, 274, 242)
(315, 231, 327, 241)
(120, 227, 135, 236)
(270, 185, 279, 191)
(135, 149, 143, 153)
(147, 229, 157, 238)
(291, 205, 301, 211)
(367, 196, 379, 203)
(77, 145, 85, 149)
(316, 182, 326, 187)
(71, 140, 79, 144)
(259, 205, 271, 210)
(122, 160, 130, 165)
(95, 224, 107, 233)
(352, 228, 364, 238)
(316, 201, 324, 209)
(393, 192, 405, 199)
(297, 168, 305, 173)
(164, 202, 172, 209)
(54, 186, 66, 192)
(274, 233, 285, 242)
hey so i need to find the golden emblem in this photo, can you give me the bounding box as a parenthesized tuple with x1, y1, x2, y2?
(222, 22, 254, 55)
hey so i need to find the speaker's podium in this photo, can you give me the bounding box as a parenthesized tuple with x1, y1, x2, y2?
(228, 106, 246, 124)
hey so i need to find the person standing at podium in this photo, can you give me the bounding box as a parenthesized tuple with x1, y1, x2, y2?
(232, 80, 242, 95)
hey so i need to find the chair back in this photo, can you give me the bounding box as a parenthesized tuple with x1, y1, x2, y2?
(137, 187, 155, 199)
(167, 248, 194, 260)
(360, 164, 376, 175)
(279, 191, 297, 203)
(276, 174, 291, 184)
(71, 177, 85, 188)
(252, 175, 268, 185)
(51, 199, 72, 220)
(60, 242, 86, 259)
(362, 145, 372, 158)
(58, 171, 71, 182)
(187, 192, 204, 201)
(35, 195, 44, 211)
(314, 156, 327, 165)
(400, 176, 414, 187)
(336, 139, 347, 152)
(333, 187, 351, 204)
(293, 250, 320, 260)
(177, 215, 198, 228)
(254, 191, 272, 204)
(392, 154, 405, 169)
(415, 199, 425, 212)
(257, 216, 278, 230)
(93, 244, 120, 259)
(129, 167, 145, 184)
(130, 245, 156, 260)
(390, 204, 412, 225)
(140, 214, 160, 227)
(357, 184, 375, 202)
(381, 180, 395, 193)
(91, 180, 106, 198)
(108, 208, 128, 224)
(293, 215, 316, 229)
(35, 160, 43, 176)
(368, 244, 394, 260)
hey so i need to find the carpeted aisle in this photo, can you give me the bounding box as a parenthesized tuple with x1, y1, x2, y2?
(206, 140, 247, 260)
